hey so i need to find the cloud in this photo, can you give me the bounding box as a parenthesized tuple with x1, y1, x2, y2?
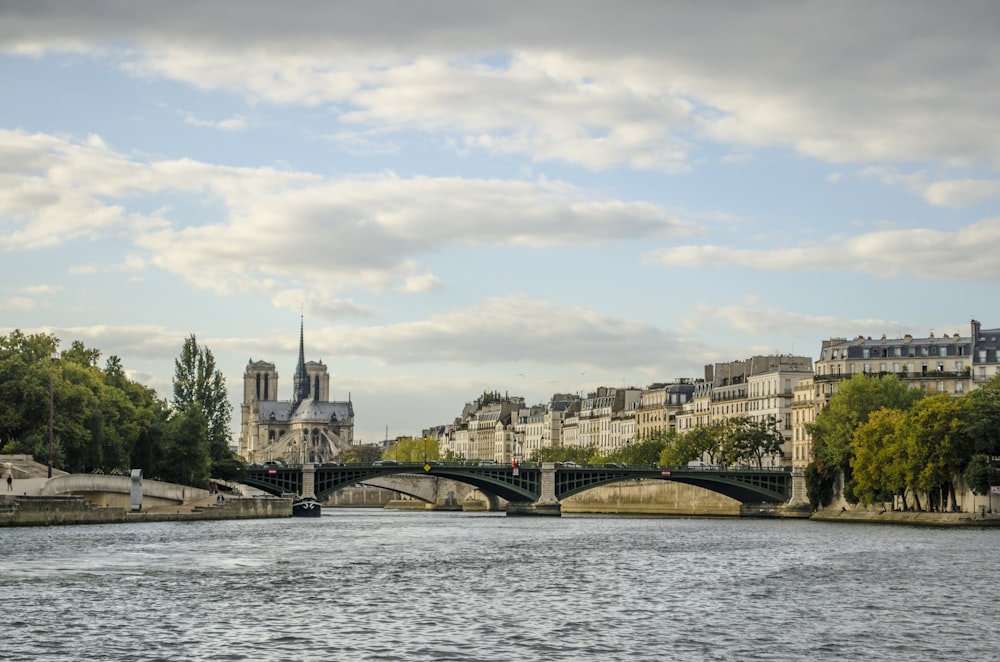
(5, 3, 999, 170)
(647, 218, 1000, 281)
(682, 305, 896, 341)
(0, 129, 699, 299)
(183, 113, 248, 131)
(310, 295, 703, 372)
(922, 178, 1000, 207)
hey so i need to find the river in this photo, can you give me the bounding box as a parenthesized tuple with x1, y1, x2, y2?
(2, 510, 998, 661)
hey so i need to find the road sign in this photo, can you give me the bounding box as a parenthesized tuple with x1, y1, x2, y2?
(661, 470, 671, 477)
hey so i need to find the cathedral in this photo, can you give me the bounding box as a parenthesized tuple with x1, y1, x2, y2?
(237, 320, 354, 464)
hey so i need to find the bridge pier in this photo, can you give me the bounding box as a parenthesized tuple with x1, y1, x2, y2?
(292, 464, 321, 517)
(505, 462, 561, 516)
(301, 463, 316, 500)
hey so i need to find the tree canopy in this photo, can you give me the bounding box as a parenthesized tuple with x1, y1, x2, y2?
(0, 329, 167, 477)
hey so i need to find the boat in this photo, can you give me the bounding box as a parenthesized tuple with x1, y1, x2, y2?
(292, 497, 322, 517)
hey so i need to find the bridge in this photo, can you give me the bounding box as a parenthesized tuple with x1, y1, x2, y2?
(238, 462, 801, 516)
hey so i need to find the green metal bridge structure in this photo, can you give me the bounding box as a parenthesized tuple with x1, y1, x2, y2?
(238, 462, 800, 516)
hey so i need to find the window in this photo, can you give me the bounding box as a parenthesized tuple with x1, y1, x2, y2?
(939, 347, 947, 357)
(894, 347, 902, 357)
(863, 348, 870, 359)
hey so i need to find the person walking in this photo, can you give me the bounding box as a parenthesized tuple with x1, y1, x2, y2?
(6, 473, 12, 491)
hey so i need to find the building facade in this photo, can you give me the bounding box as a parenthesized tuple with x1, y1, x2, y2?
(237, 321, 354, 464)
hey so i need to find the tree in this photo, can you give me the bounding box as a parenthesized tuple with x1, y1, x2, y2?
(172, 334, 233, 470)
(337, 444, 383, 464)
(159, 408, 211, 487)
(659, 422, 728, 466)
(895, 394, 971, 511)
(850, 407, 906, 506)
(963, 455, 1000, 497)
(528, 445, 598, 464)
(965, 374, 1000, 459)
(602, 434, 667, 466)
(721, 416, 786, 468)
(383, 437, 440, 462)
(808, 373, 922, 502)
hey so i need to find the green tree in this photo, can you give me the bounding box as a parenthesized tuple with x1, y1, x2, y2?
(337, 444, 383, 464)
(721, 416, 786, 468)
(808, 373, 922, 503)
(895, 394, 971, 511)
(850, 407, 905, 506)
(963, 454, 1000, 497)
(659, 422, 728, 466)
(804, 461, 835, 510)
(383, 437, 440, 462)
(159, 407, 211, 487)
(0, 330, 59, 453)
(528, 445, 598, 464)
(603, 434, 667, 466)
(965, 374, 1000, 459)
(172, 334, 234, 471)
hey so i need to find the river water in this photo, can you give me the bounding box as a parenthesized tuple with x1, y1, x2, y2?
(2, 510, 998, 661)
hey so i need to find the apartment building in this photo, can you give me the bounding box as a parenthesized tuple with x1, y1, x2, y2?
(676, 379, 713, 433)
(636, 380, 697, 439)
(790, 377, 832, 470)
(578, 387, 642, 454)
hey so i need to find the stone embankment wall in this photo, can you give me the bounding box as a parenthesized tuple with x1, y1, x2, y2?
(1, 495, 126, 526)
(325, 486, 398, 507)
(0, 495, 291, 526)
(562, 480, 742, 516)
(130, 497, 292, 522)
(811, 507, 1000, 527)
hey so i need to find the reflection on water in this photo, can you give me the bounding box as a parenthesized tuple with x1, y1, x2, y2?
(2, 510, 998, 661)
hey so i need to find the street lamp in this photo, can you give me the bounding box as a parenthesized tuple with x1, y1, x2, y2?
(48, 352, 58, 478)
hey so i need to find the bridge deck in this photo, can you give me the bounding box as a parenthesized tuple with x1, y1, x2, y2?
(240, 463, 792, 505)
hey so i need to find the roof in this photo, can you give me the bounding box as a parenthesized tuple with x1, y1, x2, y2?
(257, 399, 352, 423)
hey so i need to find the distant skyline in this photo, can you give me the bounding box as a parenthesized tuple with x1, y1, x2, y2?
(3, 2, 999, 442)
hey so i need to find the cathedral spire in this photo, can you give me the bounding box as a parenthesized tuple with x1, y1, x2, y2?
(293, 315, 310, 406)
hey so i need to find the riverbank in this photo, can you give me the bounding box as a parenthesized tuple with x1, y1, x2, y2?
(810, 508, 1000, 527)
(0, 493, 292, 527)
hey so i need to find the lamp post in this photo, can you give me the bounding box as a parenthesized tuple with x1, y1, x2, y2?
(48, 352, 58, 479)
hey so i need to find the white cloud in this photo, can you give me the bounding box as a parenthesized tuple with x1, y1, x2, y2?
(0, 130, 698, 299)
(398, 272, 442, 294)
(4, 3, 997, 171)
(684, 305, 896, 341)
(648, 218, 1000, 281)
(922, 178, 1000, 207)
(183, 113, 248, 131)
(281, 295, 706, 372)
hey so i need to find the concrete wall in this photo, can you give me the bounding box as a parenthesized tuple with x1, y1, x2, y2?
(562, 479, 742, 516)
(129, 497, 292, 522)
(325, 486, 398, 507)
(1, 495, 126, 526)
(40, 474, 210, 510)
(1, 494, 291, 526)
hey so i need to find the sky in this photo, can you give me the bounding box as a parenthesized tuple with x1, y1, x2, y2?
(3, 2, 1000, 444)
